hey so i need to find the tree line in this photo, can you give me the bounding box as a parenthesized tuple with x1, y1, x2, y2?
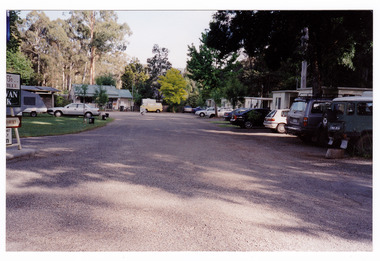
(7, 10, 373, 113)
(186, 10, 373, 112)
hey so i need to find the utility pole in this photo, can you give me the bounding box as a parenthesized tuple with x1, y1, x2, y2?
(300, 27, 309, 89)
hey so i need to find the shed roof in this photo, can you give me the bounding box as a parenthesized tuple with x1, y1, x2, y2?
(22, 85, 60, 93)
(72, 84, 132, 99)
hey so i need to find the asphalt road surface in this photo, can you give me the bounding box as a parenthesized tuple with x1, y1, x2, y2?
(6, 112, 372, 252)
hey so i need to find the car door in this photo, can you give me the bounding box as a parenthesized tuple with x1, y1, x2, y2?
(65, 104, 79, 115)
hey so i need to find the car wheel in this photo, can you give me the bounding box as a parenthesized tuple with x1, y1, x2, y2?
(85, 112, 92, 118)
(199, 112, 205, 117)
(276, 123, 286, 133)
(244, 121, 253, 129)
(156, 109, 160, 113)
(354, 133, 372, 156)
(30, 111, 37, 117)
(54, 111, 62, 117)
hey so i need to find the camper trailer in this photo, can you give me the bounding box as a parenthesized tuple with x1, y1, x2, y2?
(6, 90, 47, 117)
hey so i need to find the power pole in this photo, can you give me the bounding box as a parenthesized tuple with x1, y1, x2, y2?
(300, 27, 309, 89)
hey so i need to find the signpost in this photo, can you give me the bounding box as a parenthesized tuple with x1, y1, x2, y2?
(6, 73, 22, 150)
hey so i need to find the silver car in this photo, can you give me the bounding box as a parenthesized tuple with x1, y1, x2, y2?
(47, 103, 100, 118)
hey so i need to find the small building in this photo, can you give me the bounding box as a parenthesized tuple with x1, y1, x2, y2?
(271, 87, 372, 110)
(272, 90, 299, 110)
(244, 97, 273, 109)
(71, 84, 133, 110)
(21, 85, 60, 108)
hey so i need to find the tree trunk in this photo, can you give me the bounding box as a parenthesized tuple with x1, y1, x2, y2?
(89, 11, 96, 85)
(311, 58, 322, 98)
(214, 103, 218, 118)
(82, 61, 87, 84)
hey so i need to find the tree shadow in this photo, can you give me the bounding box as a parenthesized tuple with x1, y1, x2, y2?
(6, 113, 372, 248)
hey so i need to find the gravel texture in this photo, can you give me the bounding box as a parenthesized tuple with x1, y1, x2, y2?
(6, 112, 372, 252)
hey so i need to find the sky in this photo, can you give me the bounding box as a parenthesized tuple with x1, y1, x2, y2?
(18, 10, 216, 69)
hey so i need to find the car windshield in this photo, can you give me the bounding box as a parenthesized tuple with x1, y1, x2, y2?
(290, 101, 307, 112)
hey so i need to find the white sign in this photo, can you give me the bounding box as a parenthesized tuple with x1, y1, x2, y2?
(6, 128, 12, 145)
(6, 117, 21, 128)
(6, 73, 21, 90)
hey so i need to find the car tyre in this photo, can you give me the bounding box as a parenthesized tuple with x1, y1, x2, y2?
(276, 123, 286, 133)
(85, 112, 92, 118)
(30, 111, 37, 117)
(244, 121, 253, 129)
(199, 112, 205, 117)
(156, 109, 160, 113)
(54, 111, 62, 117)
(354, 133, 372, 156)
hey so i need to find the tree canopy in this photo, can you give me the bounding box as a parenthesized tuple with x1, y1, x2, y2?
(207, 11, 373, 96)
(158, 68, 187, 111)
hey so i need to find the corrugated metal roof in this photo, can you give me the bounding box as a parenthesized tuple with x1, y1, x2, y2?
(72, 84, 132, 98)
(21, 85, 60, 92)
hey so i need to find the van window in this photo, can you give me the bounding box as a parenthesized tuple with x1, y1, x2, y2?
(24, 96, 36, 106)
(347, 102, 355, 115)
(332, 103, 345, 115)
(357, 102, 372, 116)
(290, 101, 306, 112)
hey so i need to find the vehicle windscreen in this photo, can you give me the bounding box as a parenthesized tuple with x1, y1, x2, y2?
(290, 101, 307, 113)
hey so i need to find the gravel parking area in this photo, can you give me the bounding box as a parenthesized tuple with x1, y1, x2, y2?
(6, 112, 372, 253)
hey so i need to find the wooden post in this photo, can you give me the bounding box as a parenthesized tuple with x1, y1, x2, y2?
(10, 107, 22, 150)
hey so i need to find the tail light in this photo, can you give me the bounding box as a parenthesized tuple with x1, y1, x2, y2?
(303, 117, 308, 127)
(234, 115, 237, 120)
(266, 118, 275, 121)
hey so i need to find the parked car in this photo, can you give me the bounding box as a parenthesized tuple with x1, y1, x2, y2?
(192, 106, 205, 113)
(230, 108, 271, 128)
(6, 90, 47, 117)
(206, 107, 232, 118)
(47, 103, 100, 118)
(183, 106, 193, 113)
(195, 107, 213, 117)
(325, 93, 372, 155)
(264, 109, 289, 133)
(224, 108, 249, 121)
(286, 97, 332, 144)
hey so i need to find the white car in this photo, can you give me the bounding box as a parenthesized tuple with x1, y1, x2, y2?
(47, 103, 101, 118)
(205, 108, 233, 118)
(264, 109, 289, 133)
(195, 107, 214, 117)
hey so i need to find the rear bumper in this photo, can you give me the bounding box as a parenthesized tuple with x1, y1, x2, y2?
(285, 125, 315, 136)
(264, 123, 277, 129)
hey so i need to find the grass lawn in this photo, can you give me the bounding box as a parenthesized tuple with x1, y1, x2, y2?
(16, 113, 114, 138)
(210, 120, 240, 128)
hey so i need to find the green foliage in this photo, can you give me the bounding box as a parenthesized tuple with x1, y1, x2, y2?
(121, 58, 149, 91)
(7, 10, 22, 53)
(55, 95, 71, 107)
(76, 84, 88, 96)
(158, 68, 187, 111)
(187, 33, 240, 95)
(223, 76, 248, 109)
(93, 86, 109, 109)
(17, 11, 132, 89)
(95, 73, 116, 86)
(6, 50, 35, 85)
(207, 11, 373, 95)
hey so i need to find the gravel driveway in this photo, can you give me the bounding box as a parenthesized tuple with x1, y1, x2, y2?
(6, 112, 372, 251)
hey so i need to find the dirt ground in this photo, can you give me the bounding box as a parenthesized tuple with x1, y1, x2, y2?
(6, 112, 373, 254)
